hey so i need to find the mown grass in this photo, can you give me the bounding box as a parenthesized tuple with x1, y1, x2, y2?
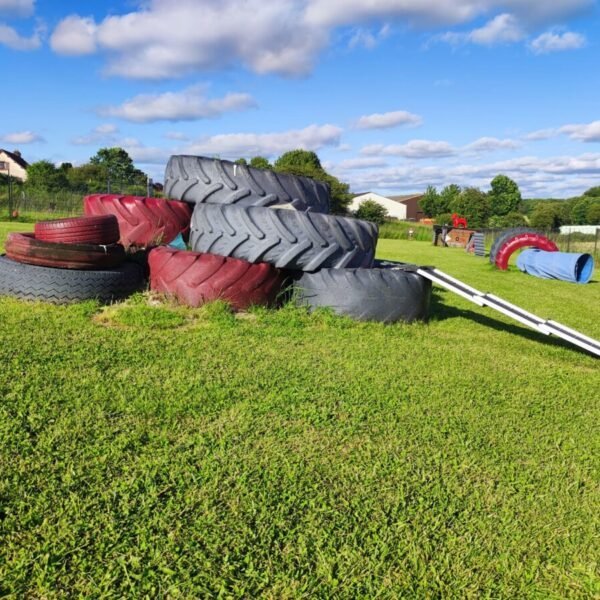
(0, 223, 599, 597)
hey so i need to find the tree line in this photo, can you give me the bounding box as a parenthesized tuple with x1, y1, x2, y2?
(6, 145, 598, 227)
(419, 176, 600, 228)
(5, 148, 150, 197)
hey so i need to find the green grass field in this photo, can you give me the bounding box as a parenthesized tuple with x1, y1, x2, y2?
(0, 222, 599, 597)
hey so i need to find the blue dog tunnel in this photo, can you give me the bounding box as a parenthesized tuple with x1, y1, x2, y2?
(516, 249, 595, 284)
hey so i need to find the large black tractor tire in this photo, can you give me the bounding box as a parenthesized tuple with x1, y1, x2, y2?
(190, 204, 378, 271)
(165, 155, 330, 213)
(293, 260, 431, 323)
(0, 256, 145, 304)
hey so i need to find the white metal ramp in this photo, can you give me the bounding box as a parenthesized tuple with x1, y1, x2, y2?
(417, 267, 600, 357)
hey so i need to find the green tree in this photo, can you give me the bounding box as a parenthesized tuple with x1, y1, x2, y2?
(274, 149, 351, 214)
(250, 156, 271, 170)
(419, 185, 439, 217)
(569, 196, 592, 224)
(354, 199, 388, 225)
(66, 163, 108, 193)
(529, 203, 566, 229)
(234, 158, 248, 165)
(451, 187, 491, 228)
(438, 184, 461, 215)
(489, 174, 522, 216)
(583, 186, 600, 198)
(587, 203, 600, 224)
(25, 160, 69, 191)
(90, 147, 147, 191)
(488, 212, 528, 228)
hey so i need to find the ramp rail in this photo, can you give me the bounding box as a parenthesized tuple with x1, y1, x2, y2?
(417, 267, 600, 357)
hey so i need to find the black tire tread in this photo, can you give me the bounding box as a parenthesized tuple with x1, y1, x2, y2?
(165, 155, 330, 213)
(293, 260, 431, 323)
(0, 256, 145, 304)
(190, 204, 377, 271)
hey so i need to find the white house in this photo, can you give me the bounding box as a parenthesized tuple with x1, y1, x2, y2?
(0, 149, 29, 181)
(350, 192, 425, 221)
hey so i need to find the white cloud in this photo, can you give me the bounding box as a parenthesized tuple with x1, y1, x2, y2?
(337, 157, 389, 170)
(51, 1, 328, 78)
(362, 140, 457, 158)
(560, 120, 600, 142)
(465, 137, 521, 152)
(120, 138, 167, 164)
(71, 124, 119, 146)
(164, 131, 190, 141)
(355, 110, 422, 130)
(0, 130, 43, 144)
(101, 85, 256, 123)
(439, 13, 525, 46)
(470, 13, 525, 44)
(0, 22, 41, 50)
(305, 0, 592, 28)
(523, 128, 559, 141)
(349, 24, 390, 49)
(50, 1, 594, 79)
(183, 124, 343, 158)
(529, 30, 586, 54)
(333, 152, 600, 198)
(523, 121, 600, 143)
(50, 15, 96, 55)
(0, 0, 34, 17)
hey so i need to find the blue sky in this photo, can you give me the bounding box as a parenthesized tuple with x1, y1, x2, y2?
(0, 0, 599, 197)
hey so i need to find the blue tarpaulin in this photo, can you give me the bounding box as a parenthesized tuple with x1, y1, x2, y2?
(516, 249, 594, 284)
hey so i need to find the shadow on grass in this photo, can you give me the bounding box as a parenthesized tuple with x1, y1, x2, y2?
(428, 288, 594, 356)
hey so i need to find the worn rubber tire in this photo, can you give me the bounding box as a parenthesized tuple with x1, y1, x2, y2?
(83, 194, 192, 248)
(495, 233, 558, 270)
(190, 204, 377, 271)
(165, 155, 330, 213)
(35, 215, 120, 245)
(148, 246, 284, 310)
(5, 232, 125, 270)
(293, 260, 431, 323)
(0, 255, 145, 304)
(489, 228, 538, 265)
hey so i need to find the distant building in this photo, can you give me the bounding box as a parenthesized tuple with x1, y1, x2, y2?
(350, 191, 425, 221)
(0, 149, 29, 181)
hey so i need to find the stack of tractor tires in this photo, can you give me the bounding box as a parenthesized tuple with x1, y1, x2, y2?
(158, 155, 431, 322)
(0, 215, 145, 303)
(0, 155, 431, 321)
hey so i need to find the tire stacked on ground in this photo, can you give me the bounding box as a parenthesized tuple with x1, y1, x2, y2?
(148, 246, 284, 310)
(164, 155, 330, 213)
(168, 155, 431, 322)
(0, 215, 145, 304)
(148, 155, 333, 309)
(83, 194, 192, 248)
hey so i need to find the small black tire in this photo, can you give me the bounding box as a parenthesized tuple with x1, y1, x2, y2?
(165, 155, 330, 213)
(190, 204, 378, 271)
(293, 260, 431, 323)
(0, 256, 146, 304)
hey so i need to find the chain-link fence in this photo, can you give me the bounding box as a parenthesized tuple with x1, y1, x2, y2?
(0, 184, 154, 222)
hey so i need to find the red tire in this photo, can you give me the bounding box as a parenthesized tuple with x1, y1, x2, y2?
(35, 215, 120, 245)
(495, 233, 558, 270)
(83, 194, 192, 248)
(5, 232, 125, 270)
(148, 246, 284, 310)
